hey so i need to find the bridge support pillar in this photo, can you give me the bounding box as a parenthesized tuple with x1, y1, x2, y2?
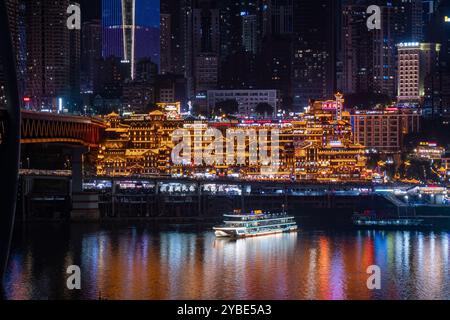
(70, 147, 100, 221)
(71, 147, 85, 193)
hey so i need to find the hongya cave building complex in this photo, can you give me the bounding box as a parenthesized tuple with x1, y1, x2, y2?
(97, 95, 372, 182)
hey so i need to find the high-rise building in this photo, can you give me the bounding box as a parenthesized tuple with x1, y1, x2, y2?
(342, 0, 426, 100)
(397, 42, 440, 107)
(242, 13, 258, 54)
(69, 7, 81, 112)
(270, 0, 293, 35)
(184, 0, 220, 99)
(261, 35, 292, 103)
(102, 0, 160, 79)
(195, 53, 218, 95)
(291, 0, 338, 109)
(25, 0, 74, 111)
(0, 0, 20, 108)
(6, 0, 19, 59)
(81, 20, 102, 94)
(160, 13, 172, 74)
(342, 4, 373, 94)
(156, 73, 187, 104)
(160, 0, 186, 75)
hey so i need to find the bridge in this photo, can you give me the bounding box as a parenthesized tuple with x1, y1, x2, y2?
(1, 109, 107, 223)
(0, 109, 106, 147)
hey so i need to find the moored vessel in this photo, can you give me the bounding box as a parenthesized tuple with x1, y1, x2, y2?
(352, 213, 433, 229)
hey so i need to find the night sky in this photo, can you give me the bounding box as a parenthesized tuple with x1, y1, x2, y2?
(79, 0, 101, 22)
(79, 0, 160, 27)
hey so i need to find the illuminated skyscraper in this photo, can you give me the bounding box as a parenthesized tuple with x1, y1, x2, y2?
(102, 0, 160, 79)
(24, 0, 73, 111)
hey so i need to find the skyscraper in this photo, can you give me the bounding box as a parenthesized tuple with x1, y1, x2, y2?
(342, 4, 373, 94)
(69, 8, 81, 112)
(81, 20, 102, 94)
(160, 0, 185, 75)
(342, 0, 426, 100)
(0, 0, 20, 108)
(291, 0, 338, 109)
(184, 0, 220, 99)
(242, 13, 258, 54)
(270, 0, 293, 35)
(397, 42, 440, 106)
(102, 0, 160, 79)
(25, 0, 73, 111)
(160, 13, 172, 74)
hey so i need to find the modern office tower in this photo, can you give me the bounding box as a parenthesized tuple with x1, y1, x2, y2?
(371, 5, 399, 98)
(0, 0, 20, 108)
(6, 0, 19, 59)
(69, 6, 81, 112)
(156, 74, 187, 104)
(95, 57, 128, 94)
(261, 35, 292, 103)
(207, 89, 278, 116)
(122, 80, 155, 113)
(102, 0, 160, 79)
(24, 0, 72, 111)
(160, 0, 186, 75)
(342, 4, 373, 94)
(427, 0, 450, 64)
(184, 0, 220, 100)
(160, 13, 172, 74)
(135, 58, 158, 82)
(17, 0, 26, 99)
(397, 42, 441, 106)
(216, 0, 260, 92)
(218, 0, 244, 59)
(412, 0, 425, 41)
(195, 53, 218, 95)
(81, 20, 102, 94)
(242, 13, 258, 54)
(341, 1, 425, 100)
(431, 0, 450, 115)
(291, 0, 337, 109)
(270, 0, 293, 34)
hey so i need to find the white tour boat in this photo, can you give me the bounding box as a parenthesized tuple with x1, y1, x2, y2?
(213, 210, 298, 238)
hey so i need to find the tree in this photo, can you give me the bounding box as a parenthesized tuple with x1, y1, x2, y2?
(215, 99, 239, 116)
(255, 102, 274, 118)
(344, 93, 392, 110)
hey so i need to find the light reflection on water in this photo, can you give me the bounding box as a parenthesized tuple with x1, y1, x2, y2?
(4, 225, 450, 300)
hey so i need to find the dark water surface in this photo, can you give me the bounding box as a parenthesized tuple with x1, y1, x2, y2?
(4, 224, 450, 300)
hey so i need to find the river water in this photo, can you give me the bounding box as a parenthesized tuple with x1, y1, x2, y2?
(4, 224, 450, 300)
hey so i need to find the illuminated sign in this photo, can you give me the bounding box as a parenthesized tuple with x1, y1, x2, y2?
(157, 102, 181, 119)
(322, 101, 337, 110)
(330, 140, 343, 147)
(23, 97, 30, 102)
(398, 42, 420, 47)
(445, 16, 450, 22)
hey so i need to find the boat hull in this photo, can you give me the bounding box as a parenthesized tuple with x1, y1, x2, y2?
(214, 226, 298, 238)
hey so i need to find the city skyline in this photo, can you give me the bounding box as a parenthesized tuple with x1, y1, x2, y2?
(1, 0, 450, 304)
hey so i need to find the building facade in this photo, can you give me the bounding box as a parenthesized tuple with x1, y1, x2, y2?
(207, 89, 279, 116)
(98, 94, 371, 182)
(351, 108, 421, 153)
(24, 0, 78, 111)
(81, 20, 102, 94)
(397, 42, 441, 106)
